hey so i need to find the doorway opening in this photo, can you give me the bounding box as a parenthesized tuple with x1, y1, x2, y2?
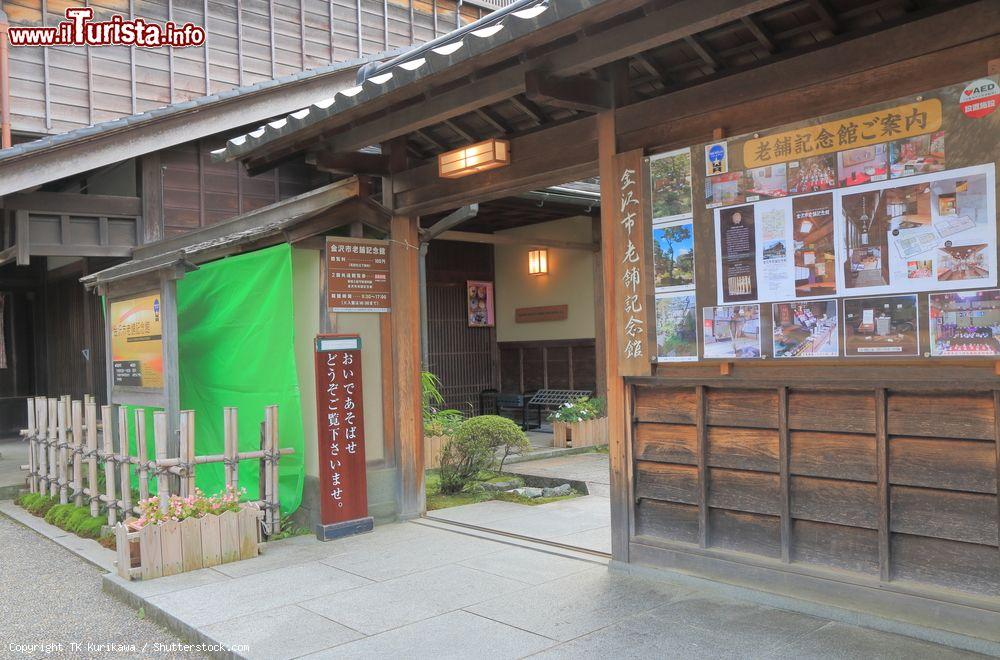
(418, 179, 611, 555)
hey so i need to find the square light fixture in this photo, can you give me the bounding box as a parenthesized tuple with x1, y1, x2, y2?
(528, 248, 548, 275)
(438, 138, 510, 179)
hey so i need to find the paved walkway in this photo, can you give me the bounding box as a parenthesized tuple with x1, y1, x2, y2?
(0, 436, 29, 496)
(504, 453, 611, 496)
(0, 514, 210, 659)
(92, 520, 984, 659)
(428, 495, 611, 554)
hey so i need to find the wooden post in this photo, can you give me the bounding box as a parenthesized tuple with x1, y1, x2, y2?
(180, 410, 196, 496)
(160, 272, 182, 495)
(47, 398, 58, 497)
(86, 401, 99, 517)
(153, 411, 170, 513)
(223, 407, 237, 491)
(263, 405, 279, 536)
(385, 137, 425, 519)
(118, 406, 132, 519)
(57, 397, 68, 503)
(26, 397, 37, 493)
(71, 400, 83, 507)
(135, 408, 149, 502)
(102, 405, 118, 525)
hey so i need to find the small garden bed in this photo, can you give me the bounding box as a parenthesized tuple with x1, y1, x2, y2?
(425, 470, 581, 511)
(16, 492, 116, 549)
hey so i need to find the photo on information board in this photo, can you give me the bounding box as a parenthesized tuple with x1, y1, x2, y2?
(772, 299, 839, 358)
(842, 294, 919, 357)
(655, 292, 698, 362)
(703, 304, 761, 359)
(929, 289, 1000, 357)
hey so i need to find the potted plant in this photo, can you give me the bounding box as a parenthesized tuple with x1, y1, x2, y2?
(422, 371, 464, 469)
(116, 485, 263, 580)
(547, 396, 608, 448)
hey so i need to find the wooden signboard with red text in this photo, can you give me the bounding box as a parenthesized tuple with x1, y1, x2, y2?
(313, 334, 369, 528)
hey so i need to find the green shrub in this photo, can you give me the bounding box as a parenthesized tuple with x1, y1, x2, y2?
(24, 494, 57, 517)
(438, 434, 495, 495)
(455, 415, 530, 473)
(45, 503, 75, 527)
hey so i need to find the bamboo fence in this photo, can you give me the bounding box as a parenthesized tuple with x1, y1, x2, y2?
(18, 397, 293, 537)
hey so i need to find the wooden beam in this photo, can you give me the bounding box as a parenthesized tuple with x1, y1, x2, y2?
(809, 0, 840, 33)
(632, 53, 672, 85)
(308, 150, 390, 176)
(281, 199, 367, 244)
(435, 230, 597, 252)
(525, 70, 613, 113)
(685, 34, 721, 71)
(4, 192, 141, 216)
(475, 107, 510, 134)
(507, 96, 545, 126)
(618, 0, 1000, 151)
(741, 14, 777, 53)
(314, 0, 763, 156)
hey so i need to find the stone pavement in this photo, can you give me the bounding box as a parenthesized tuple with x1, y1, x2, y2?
(0, 513, 210, 659)
(503, 452, 611, 496)
(427, 494, 611, 554)
(0, 435, 30, 497)
(97, 519, 986, 659)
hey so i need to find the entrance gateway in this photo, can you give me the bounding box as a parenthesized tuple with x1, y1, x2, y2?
(76, 0, 998, 651)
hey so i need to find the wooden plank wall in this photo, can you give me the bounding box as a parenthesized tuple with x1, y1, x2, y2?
(425, 239, 498, 414)
(498, 339, 595, 395)
(632, 382, 1000, 598)
(157, 138, 325, 237)
(3, 0, 486, 136)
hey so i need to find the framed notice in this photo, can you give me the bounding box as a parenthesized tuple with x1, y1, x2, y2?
(110, 293, 163, 388)
(467, 280, 495, 327)
(326, 237, 390, 312)
(843, 294, 919, 357)
(928, 288, 1000, 357)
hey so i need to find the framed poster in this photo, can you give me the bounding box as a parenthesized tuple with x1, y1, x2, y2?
(655, 293, 698, 362)
(652, 220, 695, 291)
(842, 294, 919, 357)
(467, 280, 495, 327)
(650, 148, 692, 221)
(703, 304, 761, 359)
(928, 288, 1000, 357)
(110, 292, 163, 388)
(772, 299, 839, 358)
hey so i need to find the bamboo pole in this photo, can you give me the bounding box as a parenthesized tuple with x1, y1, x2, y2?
(47, 398, 58, 498)
(153, 412, 170, 513)
(223, 407, 237, 491)
(35, 397, 47, 494)
(86, 401, 99, 517)
(180, 410, 196, 496)
(118, 406, 132, 520)
(101, 405, 118, 526)
(25, 397, 36, 493)
(135, 408, 149, 502)
(59, 395, 70, 503)
(71, 400, 83, 507)
(264, 405, 279, 536)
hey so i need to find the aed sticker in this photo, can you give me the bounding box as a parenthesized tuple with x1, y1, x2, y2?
(705, 142, 728, 176)
(959, 78, 999, 119)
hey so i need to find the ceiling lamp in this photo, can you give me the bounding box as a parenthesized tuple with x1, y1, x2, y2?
(438, 138, 510, 179)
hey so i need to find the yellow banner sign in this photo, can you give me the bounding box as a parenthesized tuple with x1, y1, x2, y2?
(743, 99, 942, 169)
(110, 293, 163, 389)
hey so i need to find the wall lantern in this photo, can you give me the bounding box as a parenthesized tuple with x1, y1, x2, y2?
(438, 138, 510, 179)
(528, 248, 548, 275)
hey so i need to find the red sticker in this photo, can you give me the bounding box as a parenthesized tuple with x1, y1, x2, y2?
(959, 78, 999, 119)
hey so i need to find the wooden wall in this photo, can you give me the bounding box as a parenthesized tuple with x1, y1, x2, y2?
(425, 239, 498, 414)
(629, 373, 1000, 601)
(151, 139, 325, 239)
(498, 338, 595, 395)
(3, 0, 489, 136)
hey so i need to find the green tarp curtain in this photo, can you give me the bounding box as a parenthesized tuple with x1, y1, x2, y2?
(175, 244, 305, 515)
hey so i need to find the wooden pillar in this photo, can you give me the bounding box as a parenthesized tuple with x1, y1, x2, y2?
(160, 271, 182, 492)
(386, 139, 424, 518)
(597, 106, 630, 562)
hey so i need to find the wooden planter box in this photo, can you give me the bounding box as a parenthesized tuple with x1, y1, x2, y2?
(552, 417, 608, 449)
(115, 505, 263, 580)
(424, 435, 451, 470)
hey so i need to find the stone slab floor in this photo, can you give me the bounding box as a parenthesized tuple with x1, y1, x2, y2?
(93, 519, 986, 660)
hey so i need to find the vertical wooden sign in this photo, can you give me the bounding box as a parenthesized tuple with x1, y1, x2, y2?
(613, 149, 652, 376)
(313, 334, 374, 540)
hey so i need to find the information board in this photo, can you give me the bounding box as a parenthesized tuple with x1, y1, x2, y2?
(109, 293, 163, 388)
(313, 334, 369, 527)
(326, 237, 390, 312)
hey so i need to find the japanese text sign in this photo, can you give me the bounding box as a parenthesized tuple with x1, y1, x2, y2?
(314, 334, 369, 526)
(614, 150, 652, 376)
(743, 99, 942, 168)
(110, 292, 163, 389)
(326, 237, 391, 312)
